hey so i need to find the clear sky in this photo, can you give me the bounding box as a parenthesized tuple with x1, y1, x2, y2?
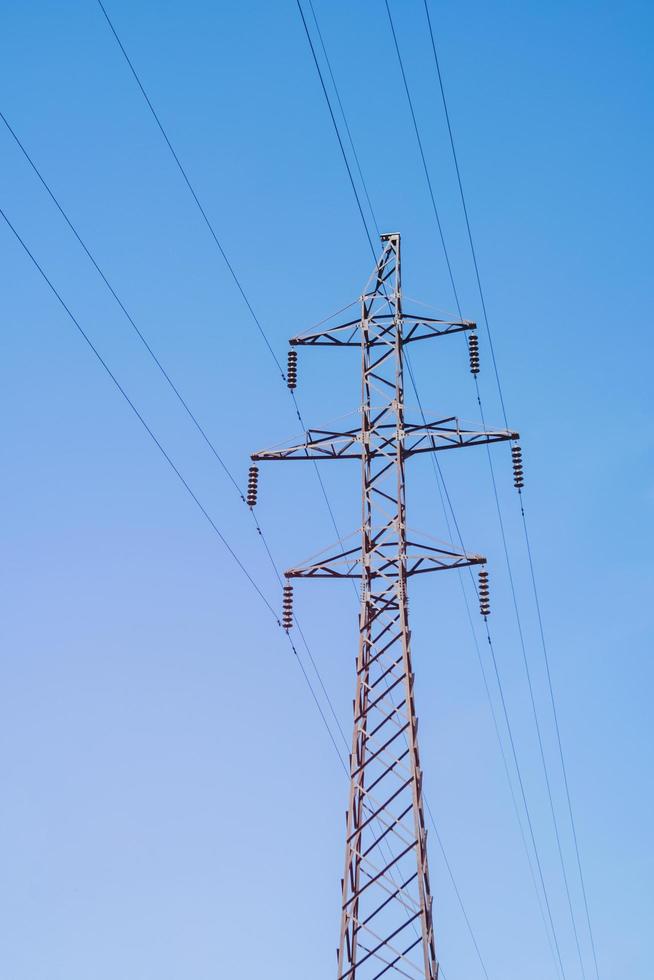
(0, 2, 652, 978)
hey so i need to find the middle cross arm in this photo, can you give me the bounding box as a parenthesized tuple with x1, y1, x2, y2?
(252, 417, 518, 462)
(285, 537, 485, 579)
(290, 314, 475, 348)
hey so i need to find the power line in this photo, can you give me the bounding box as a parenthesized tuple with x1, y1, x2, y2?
(382, 5, 596, 978)
(0, 202, 350, 776)
(89, 26, 416, 926)
(281, 15, 499, 961)
(383, 0, 462, 318)
(3, 7, 595, 976)
(294, 0, 376, 256)
(94, 0, 367, 629)
(3, 193, 428, 973)
(403, 385, 569, 973)
(420, 3, 601, 976)
(1, 204, 272, 614)
(6, 26, 455, 978)
(94, 0, 496, 967)
(0, 106, 351, 768)
(92, 0, 393, 804)
(0, 109, 241, 499)
(420, 0, 505, 424)
(95, 0, 284, 378)
(520, 501, 601, 980)
(296, 4, 569, 975)
(90, 6, 576, 976)
(95, 0, 385, 774)
(305, 0, 380, 239)
(476, 377, 584, 980)
(404, 350, 563, 970)
(294, 2, 576, 975)
(291, 10, 504, 978)
(294, 4, 569, 976)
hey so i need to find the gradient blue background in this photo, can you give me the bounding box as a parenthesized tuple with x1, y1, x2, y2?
(0, 2, 651, 978)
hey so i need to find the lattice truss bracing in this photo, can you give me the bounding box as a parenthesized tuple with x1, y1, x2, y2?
(252, 234, 518, 979)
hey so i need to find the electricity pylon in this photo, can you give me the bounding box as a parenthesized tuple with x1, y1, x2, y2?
(251, 233, 518, 979)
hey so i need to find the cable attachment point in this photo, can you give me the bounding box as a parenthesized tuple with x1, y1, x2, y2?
(287, 349, 298, 390)
(282, 581, 294, 631)
(468, 333, 480, 375)
(479, 569, 490, 617)
(511, 443, 524, 490)
(246, 464, 259, 507)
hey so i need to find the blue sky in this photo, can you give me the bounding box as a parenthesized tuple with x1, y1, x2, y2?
(0, 2, 652, 978)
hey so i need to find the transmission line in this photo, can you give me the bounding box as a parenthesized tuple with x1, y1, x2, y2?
(404, 350, 563, 971)
(0, 109, 240, 497)
(0, 106, 351, 766)
(6, 25, 465, 978)
(382, 0, 462, 317)
(94, 0, 369, 635)
(95, 44, 588, 968)
(405, 355, 569, 979)
(1, 209, 445, 974)
(95, 0, 459, 835)
(95, 0, 284, 378)
(290, 9, 512, 979)
(420, 0, 505, 421)
(419, 3, 601, 977)
(295, 4, 572, 975)
(95, 0, 375, 779)
(93, 7, 494, 974)
(93, 0, 390, 794)
(305, 0, 380, 239)
(293, 4, 569, 977)
(90, 5, 566, 975)
(0, 202, 351, 777)
(381, 4, 597, 977)
(294, 0, 376, 257)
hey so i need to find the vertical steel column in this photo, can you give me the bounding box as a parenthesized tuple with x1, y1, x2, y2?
(336, 235, 437, 980)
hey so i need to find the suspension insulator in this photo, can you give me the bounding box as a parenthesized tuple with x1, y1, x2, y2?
(282, 582, 294, 631)
(246, 464, 259, 507)
(511, 444, 524, 490)
(478, 569, 490, 617)
(287, 349, 298, 390)
(468, 333, 480, 375)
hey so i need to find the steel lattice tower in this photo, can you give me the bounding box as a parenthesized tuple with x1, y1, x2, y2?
(252, 234, 518, 979)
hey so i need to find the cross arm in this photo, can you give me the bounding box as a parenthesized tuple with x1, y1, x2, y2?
(285, 538, 486, 580)
(289, 314, 475, 348)
(251, 418, 519, 463)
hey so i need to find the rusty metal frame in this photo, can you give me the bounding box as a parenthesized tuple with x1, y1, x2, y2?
(252, 233, 518, 978)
